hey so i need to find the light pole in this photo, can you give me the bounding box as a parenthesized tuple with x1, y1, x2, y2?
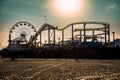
(112, 32, 116, 47)
(112, 32, 115, 41)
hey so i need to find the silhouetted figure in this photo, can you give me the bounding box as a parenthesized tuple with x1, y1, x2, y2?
(11, 56, 15, 61)
(11, 52, 15, 61)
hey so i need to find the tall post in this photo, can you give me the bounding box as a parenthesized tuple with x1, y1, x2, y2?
(92, 30, 95, 46)
(108, 25, 110, 46)
(62, 29, 64, 45)
(40, 33, 41, 47)
(34, 36, 37, 47)
(108, 25, 110, 42)
(48, 26, 50, 45)
(79, 30, 82, 45)
(112, 32, 115, 41)
(71, 25, 74, 45)
(53, 29, 55, 45)
(104, 24, 107, 47)
(92, 30, 95, 41)
(83, 23, 86, 42)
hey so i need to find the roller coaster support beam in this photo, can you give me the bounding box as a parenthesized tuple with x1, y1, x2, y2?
(40, 33, 41, 47)
(104, 24, 107, 47)
(53, 28, 56, 45)
(79, 30, 82, 45)
(92, 30, 95, 41)
(62, 29, 64, 45)
(83, 23, 86, 42)
(92, 30, 95, 46)
(108, 25, 110, 43)
(48, 26, 50, 45)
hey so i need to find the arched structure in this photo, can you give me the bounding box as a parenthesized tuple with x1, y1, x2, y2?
(28, 21, 110, 47)
(28, 23, 57, 47)
(60, 21, 110, 45)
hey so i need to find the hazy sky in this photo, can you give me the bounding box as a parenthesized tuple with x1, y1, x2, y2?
(0, 0, 120, 48)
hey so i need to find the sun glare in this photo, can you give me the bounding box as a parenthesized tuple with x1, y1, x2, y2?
(59, 0, 78, 12)
(51, 0, 87, 17)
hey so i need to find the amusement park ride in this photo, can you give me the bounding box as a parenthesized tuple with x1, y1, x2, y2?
(8, 21, 110, 49)
(0, 21, 120, 59)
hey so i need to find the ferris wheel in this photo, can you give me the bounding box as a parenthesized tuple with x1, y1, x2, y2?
(9, 21, 37, 45)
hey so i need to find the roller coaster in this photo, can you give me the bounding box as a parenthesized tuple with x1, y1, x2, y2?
(1, 21, 120, 59)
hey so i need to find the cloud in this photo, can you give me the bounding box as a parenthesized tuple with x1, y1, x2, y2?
(106, 3, 116, 9)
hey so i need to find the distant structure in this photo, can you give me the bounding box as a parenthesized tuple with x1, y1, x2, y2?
(28, 21, 110, 48)
(6, 21, 111, 51)
(8, 21, 36, 51)
(1, 21, 120, 59)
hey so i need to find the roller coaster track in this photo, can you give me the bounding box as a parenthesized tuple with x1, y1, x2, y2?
(60, 21, 110, 30)
(28, 23, 57, 45)
(28, 21, 110, 46)
(74, 27, 105, 31)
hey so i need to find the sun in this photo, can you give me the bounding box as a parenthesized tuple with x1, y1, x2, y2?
(59, 0, 78, 12)
(51, 0, 86, 17)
